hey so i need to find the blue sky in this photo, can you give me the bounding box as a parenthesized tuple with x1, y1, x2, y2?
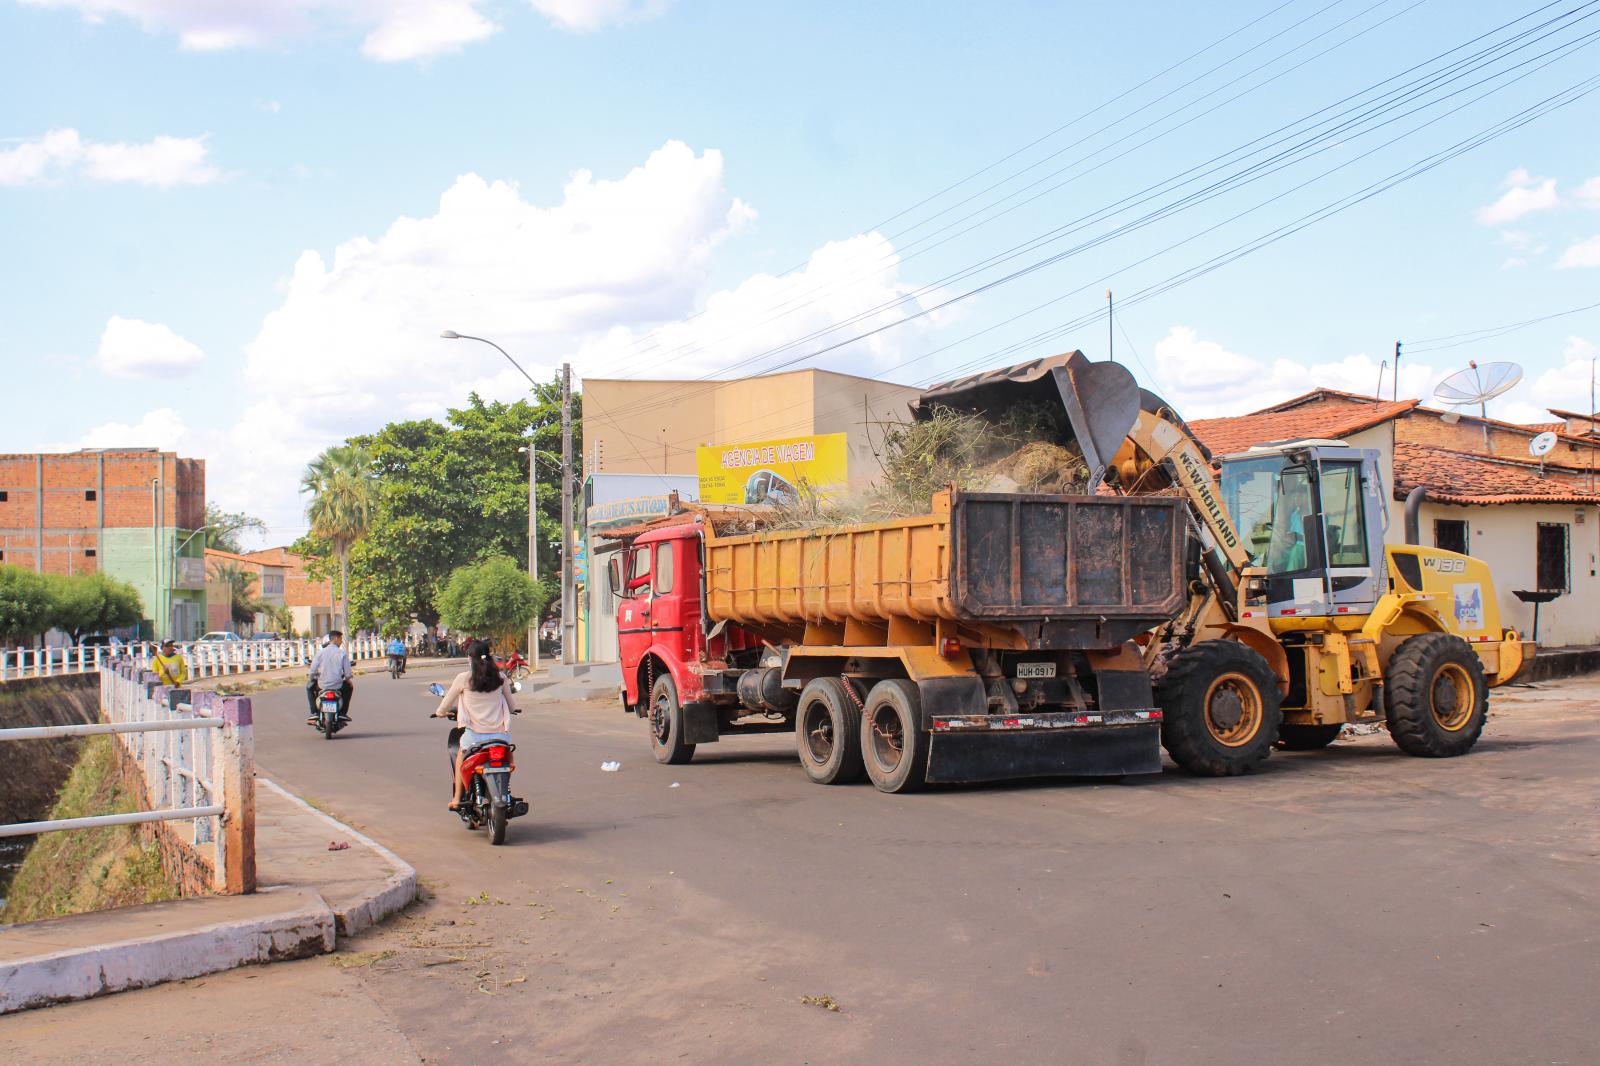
(3, 0, 1598, 543)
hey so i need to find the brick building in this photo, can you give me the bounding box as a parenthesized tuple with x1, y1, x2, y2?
(0, 449, 206, 640)
(241, 546, 335, 638)
(1191, 389, 1600, 647)
(203, 547, 288, 634)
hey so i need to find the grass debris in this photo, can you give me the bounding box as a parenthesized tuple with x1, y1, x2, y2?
(799, 993, 841, 1012)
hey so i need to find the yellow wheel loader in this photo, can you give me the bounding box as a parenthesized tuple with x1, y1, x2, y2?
(921, 353, 1534, 776)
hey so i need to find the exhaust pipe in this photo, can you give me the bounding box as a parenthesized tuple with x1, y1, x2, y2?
(1403, 486, 1426, 545)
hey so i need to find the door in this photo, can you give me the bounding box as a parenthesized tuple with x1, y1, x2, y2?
(1317, 459, 1380, 614)
(616, 544, 653, 701)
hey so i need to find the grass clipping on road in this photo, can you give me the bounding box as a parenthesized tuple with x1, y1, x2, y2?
(0, 734, 177, 924)
(766, 403, 1088, 530)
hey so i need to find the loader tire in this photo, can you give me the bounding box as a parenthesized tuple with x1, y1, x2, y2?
(1276, 724, 1342, 750)
(649, 674, 695, 765)
(1157, 640, 1282, 777)
(1384, 633, 1486, 758)
(795, 678, 866, 785)
(860, 680, 927, 794)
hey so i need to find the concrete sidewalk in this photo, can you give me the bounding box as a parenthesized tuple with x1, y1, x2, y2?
(0, 776, 416, 1014)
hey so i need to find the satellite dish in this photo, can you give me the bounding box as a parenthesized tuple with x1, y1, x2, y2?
(1433, 360, 1523, 408)
(1530, 431, 1557, 457)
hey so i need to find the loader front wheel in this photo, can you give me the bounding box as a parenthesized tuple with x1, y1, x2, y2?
(1157, 641, 1282, 776)
(860, 680, 927, 794)
(1384, 633, 1486, 758)
(795, 678, 865, 785)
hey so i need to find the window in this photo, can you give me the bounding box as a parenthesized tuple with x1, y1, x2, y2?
(261, 574, 284, 596)
(1537, 523, 1570, 592)
(0, 490, 8, 502)
(1221, 455, 1314, 574)
(1434, 519, 1468, 555)
(625, 545, 651, 597)
(85, 548, 96, 557)
(85, 490, 96, 501)
(654, 542, 675, 595)
(1318, 463, 1369, 567)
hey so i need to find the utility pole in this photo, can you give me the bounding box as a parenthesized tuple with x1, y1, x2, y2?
(560, 362, 575, 666)
(1107, 289, 1115, 362)
(1392, 340, 1402, 401)
(526, 433, 539, 670)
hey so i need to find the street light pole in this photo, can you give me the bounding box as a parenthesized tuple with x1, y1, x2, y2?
(442, 330, 551, 667)
(560, 362, 574, 666)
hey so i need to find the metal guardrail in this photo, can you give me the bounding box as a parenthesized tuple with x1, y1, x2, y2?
(0, 664, 256, 894)
(0, 636, 391, 683)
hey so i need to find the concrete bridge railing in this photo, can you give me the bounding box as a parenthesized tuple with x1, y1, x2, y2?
(0, 663, 256, 894)
(1, 636, 391, 684)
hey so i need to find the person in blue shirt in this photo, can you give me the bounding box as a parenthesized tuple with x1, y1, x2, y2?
(386, 634, 407, 676)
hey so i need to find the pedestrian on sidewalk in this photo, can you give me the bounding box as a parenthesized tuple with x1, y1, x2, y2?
(306, 629, 354, 724)
(152, 639, 189, 686)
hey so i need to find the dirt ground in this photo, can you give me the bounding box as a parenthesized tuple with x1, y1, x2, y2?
(3, 667, 1596, 1065)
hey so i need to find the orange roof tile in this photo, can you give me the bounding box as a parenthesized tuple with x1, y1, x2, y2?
(1189, 399, 1416, 457)
(1394, 443, 1600, 505)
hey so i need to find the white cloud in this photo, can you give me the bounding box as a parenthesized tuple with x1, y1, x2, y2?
(96, 316, 206, 378)
(0, 128, 219, 187)
(1573, 176, 1600, 209)
(1556, 234, 1600, 269)
(1498, 336, 1599, 424)
(19, 0, 665, 60)
(529, 0, 671, 32)
(1151, 326, 1435, 418)
(1475, 168, 1560, 226)
(51, 407, 190, 452)
(225, 141, 778, 531)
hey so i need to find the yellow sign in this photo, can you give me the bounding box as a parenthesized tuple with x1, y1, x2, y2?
(696, 433, 849, 505)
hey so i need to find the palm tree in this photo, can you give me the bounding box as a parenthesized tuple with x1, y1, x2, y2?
(208, 561, 260, 631)
(301, 444, 377, 631)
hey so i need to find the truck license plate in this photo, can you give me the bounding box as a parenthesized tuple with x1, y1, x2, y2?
(1016, 662, 1056, 679)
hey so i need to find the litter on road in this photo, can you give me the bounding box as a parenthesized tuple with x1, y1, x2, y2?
(601, 761, 621, 772)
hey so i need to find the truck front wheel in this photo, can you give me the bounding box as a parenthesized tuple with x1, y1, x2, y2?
(649, 674, 695, 765)
(795, 678, 865, 785)
(1157, 640, 1282, 776)
(860, 680, 927, 794)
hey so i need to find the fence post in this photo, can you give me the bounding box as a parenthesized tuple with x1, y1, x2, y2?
(216, 696, 256, 894)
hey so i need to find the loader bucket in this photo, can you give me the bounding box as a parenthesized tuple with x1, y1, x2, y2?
(917, 351, 1141, 486)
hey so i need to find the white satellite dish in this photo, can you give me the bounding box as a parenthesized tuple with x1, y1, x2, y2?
(1529, 431, 1558, 457)
(1433, 360, 1524, 409)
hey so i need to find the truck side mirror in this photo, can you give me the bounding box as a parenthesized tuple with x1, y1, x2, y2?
(607, 556, 623, 597)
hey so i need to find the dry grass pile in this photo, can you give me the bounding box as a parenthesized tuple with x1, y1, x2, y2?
(761, 403, 1089, 531)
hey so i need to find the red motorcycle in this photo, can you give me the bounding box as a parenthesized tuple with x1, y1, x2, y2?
(428, 682, 528, 845)
(495, 650, 530, 681)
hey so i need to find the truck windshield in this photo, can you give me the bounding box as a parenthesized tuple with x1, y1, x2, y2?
(1220, 456, 1314, 574)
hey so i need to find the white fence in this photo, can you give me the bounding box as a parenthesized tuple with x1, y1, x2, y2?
(1, 636, 389, 683)
(0, 664, 256, 894)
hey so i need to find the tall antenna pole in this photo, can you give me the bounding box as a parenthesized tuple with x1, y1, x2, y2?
(1376, 359, 1387, 399)
(1392, 340, 1401, 400)
(1107, 290, 1115, 362)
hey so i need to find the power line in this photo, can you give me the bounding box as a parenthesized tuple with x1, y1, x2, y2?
(1405, 296, 1600, 351)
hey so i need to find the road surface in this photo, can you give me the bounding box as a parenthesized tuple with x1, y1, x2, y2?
(4, 665, 1598, 1065)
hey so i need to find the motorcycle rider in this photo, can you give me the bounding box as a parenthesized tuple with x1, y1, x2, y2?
(386, 633, 407, 675)
(431, 639, 515, 810)
(306, 629, 354, 725)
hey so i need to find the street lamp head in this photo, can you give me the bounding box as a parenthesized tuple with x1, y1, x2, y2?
(440, 330, 461, 340)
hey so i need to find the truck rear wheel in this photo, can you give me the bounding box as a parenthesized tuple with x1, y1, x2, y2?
(795, 678, 865, 785)
(1157, 640, 1282, 776)
(649, 674, 695, 765)
(1276, 724, 1342, 750)
(860, 680, 927, 794)
(1384, 632, 1486, 758)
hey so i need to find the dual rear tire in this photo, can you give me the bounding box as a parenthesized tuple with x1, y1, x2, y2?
(795, 677, 927, 793)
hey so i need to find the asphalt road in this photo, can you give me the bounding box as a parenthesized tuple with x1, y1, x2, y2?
(6, 665, 1599, 1065)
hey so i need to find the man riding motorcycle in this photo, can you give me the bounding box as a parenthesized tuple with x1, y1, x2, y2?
(306, 629, 354, 725)
(386, 634, 407, 676)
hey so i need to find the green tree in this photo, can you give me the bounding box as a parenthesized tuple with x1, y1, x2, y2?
(263, 602, 295, 637)
(202, 505, 268, 554)
(208, 561, 261, 630)
(342, 384, 580, 644)
(301, 443, 378, 630)
(0, 565, 55, 643)
(436, 555, 547, 651)
(45, 572, 143, 643)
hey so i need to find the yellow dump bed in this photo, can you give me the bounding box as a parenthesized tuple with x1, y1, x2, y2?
(702, 490, 1187, 649)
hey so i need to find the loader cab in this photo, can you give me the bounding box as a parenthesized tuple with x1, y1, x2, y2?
(1218, 441, 1386, 621)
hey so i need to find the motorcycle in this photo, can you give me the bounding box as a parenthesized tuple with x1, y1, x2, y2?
(495, 651, 530, 681)
(388, 653, 406, 679)
(428, 681, 528, 845)
(316, 688, 346, 740)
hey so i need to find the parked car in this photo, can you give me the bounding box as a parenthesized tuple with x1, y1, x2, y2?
(198, 632, 244, 643)
(250, 632, 282, 642)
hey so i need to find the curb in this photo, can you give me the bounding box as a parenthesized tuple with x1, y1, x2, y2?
(0, 889, 334, 1015)
(258, 779, 418, 937)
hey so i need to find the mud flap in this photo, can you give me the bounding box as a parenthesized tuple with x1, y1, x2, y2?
(925, 724, 1162, 783)
(681, 701, 721, 745)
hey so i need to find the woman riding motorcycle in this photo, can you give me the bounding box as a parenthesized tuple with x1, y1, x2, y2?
(430, 639, 515, 810)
